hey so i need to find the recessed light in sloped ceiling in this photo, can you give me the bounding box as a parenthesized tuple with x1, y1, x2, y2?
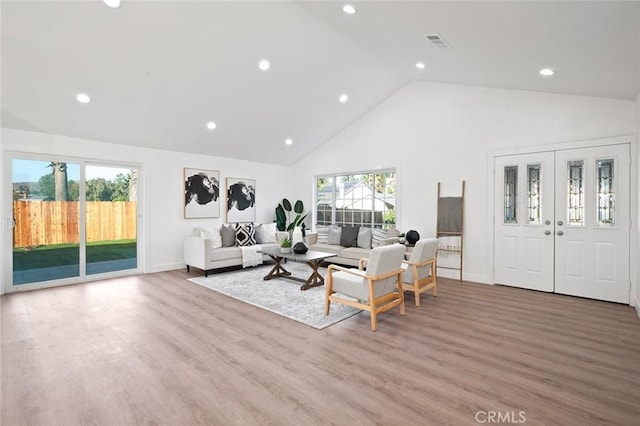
(285, 139, 293, 146)
(76, 93, 91, 103)
(206, 121, 217, 130)
(258, 59, 270, 71)
(339, 94, 349, 103)
(415, 62, 426, 69)
(539, 68, 555, 76)
(103, 0, 121, 8)
(342, 5, 356, 15)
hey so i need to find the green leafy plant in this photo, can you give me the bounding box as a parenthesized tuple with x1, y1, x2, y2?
(280, 236, 292, 248)
(275, 198, 308, 233)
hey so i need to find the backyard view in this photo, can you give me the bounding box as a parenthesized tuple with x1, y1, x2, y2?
(12, 160, 138, 285)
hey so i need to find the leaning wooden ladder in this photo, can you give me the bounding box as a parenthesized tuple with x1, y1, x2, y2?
(436, 181, 465, 281)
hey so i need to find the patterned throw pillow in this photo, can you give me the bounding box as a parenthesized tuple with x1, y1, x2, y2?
(340, 226, 360, 247)
(235, 223, 256, 246)
(316, 226, 329, 244)
(371, 228, 388, 248)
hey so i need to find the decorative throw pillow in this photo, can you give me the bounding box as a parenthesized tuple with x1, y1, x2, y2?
(316, 226, 329, 244)
(327, 226, 342, 245)
(357, 227, 372, 249)
(255, 222, 277, 244)
(221, 224, 236, 247)
(235, 223, 256, 246)
(340, 226, 360, 248)
(200, 227, 222, 249)
(371, 228, 388, 248)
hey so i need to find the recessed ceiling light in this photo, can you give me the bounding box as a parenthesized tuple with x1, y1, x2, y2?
(343, 4, 356, 15)
(103, 0, 121, 8)
(76, 93, 91, 103)
(539, 68, 555, 76)
(416, 62, 426, 69)
(339, 94, 349, 103)
(258, 60, 270, 71)
(206, 121, 217, 130)
(285, 139, 293, 145)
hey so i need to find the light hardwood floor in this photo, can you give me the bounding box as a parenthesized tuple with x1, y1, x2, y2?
(2, 269, 640, 425)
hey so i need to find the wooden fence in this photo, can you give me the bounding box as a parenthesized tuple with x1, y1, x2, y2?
(13, 201, 137, 247)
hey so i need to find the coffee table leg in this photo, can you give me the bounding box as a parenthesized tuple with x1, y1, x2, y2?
(301, 260, 325, 290)
(263, 255, 291, 280)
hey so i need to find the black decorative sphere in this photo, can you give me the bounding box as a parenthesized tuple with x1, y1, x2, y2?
(405, 230, 420, 245)
(293, 242, 308, 254)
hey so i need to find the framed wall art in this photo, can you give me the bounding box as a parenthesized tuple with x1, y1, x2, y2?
(184, 168, 220, 218)
(226, 177, 255, 223)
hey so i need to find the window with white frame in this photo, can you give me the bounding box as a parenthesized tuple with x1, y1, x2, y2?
(315, 170, 396, 229)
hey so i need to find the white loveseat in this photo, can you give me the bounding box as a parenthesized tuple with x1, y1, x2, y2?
(184, 223, 287, 276)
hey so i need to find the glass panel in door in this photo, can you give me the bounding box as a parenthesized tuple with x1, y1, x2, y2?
(85, 165, 138, 275)
(12, 159, 81, 285)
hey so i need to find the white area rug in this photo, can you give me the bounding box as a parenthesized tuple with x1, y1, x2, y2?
(187, 262, 361, 329)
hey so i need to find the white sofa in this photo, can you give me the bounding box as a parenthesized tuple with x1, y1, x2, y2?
(184, 224, 286, 276)
(308, 226, 401, 267)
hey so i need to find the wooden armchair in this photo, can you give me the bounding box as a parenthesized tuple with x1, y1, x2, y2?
(325, 244, 406, 331)
(401, 238, 439, 306)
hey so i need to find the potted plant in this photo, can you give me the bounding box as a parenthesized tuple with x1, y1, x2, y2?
(275, 198, 308, 234)
(280, 236, 292, 254)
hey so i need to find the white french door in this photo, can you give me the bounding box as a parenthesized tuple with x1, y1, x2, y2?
(494, 143, 630, 303)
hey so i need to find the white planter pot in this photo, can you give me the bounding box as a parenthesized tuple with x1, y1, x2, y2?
(280, 247, 292, 254)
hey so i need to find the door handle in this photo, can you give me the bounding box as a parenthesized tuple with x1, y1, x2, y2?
(557, 220, 563, 226)
(544, 230, 551, 235)
(557, 230, 564, 236)
(544, 220, 551, 225)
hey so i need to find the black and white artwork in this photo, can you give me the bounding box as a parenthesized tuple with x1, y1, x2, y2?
(226, 177, 255, 223)
(184, 168, 220, 218)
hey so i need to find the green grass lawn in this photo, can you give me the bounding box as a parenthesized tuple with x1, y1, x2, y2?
(13, 240, 137, 270)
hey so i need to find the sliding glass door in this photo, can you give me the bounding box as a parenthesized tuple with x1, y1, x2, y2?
(9, 156, 140, 290)
(12, 159, 81, 284)
(85, 165, 138, 275)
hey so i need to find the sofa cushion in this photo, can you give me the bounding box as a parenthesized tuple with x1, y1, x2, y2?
(210, 247, 242, 262)
(328, 227, 342, 245)
(340, 226, 359, 247)
(235, 223, 256, 246)
(340, 247, 372, 261)
(310, 243, 343, 256)
(221, 224, 236, 247)
(201, 227, 222, 249)
(357, 227, 372, 249)
(255, 222, 277, 244)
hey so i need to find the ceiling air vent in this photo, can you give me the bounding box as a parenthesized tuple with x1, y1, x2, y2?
(425, 34, 449, 48)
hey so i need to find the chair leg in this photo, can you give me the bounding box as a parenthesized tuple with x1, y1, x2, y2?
(370, 311, 377, 331)
(325, 274, 332, 315)
(414, 283, 421, 306)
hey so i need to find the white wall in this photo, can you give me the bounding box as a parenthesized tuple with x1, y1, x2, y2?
(1, 128, 290, 292)
(292, 81, 637, 284)
(637, 91, 640, 315)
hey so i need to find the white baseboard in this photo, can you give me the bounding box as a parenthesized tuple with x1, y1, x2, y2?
(146, 262, 185, 274)
(437, 269, 489, 284)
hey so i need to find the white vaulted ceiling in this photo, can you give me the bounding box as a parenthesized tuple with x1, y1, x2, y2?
(2, 1, 639, 165)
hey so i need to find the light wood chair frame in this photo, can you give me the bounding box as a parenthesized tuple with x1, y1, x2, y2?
(402, 255, 437, 306)
(325, 258, 405, 331)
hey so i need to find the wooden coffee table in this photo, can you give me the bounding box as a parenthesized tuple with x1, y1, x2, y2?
(257, 248, 336, 290)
